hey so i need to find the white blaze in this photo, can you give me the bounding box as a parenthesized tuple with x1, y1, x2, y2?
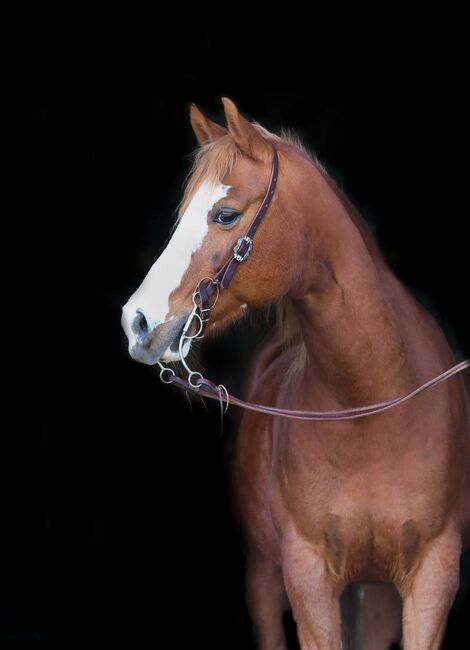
(122, 181, 230, 344)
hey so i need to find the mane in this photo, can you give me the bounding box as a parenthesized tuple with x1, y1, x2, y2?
(180, 126, 378, 381)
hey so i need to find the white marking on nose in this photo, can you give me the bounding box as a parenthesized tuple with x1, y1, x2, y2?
(122, 181, 230, 343)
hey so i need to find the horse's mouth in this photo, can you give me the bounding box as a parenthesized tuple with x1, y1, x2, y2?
(126, 311, 191, 365)
(160, 322, 191, 362)
(169, 322, 185, 353)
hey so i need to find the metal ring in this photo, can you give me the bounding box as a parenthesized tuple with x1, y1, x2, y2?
(159, 366, 175, 384)
(217, 384, 229, 414)
(188, 371, 203, 389)
(183, 311, 204, 340)
(209, 282, 220, 309)
(192, 278, 220, 309)
(192, 287, 201, 308)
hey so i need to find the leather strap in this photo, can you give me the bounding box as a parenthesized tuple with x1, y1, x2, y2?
(167, 359, 470, 421)
(196, 149, 279, 330)
(212, 149, 279, 290)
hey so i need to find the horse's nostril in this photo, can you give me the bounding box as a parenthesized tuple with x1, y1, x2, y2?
(132, 309, 151, 343)
(136, 313, 148, 336)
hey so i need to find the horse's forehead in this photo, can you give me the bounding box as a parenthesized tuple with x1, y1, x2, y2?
(181, 155, 266, 213)
(180, 178, 228, 218)
(220, 159, 267, 195)
(181, 180, 231, 220)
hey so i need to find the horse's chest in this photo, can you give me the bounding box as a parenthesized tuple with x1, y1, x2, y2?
(277, 458, 439, 583)
(315, 511, 422, 583)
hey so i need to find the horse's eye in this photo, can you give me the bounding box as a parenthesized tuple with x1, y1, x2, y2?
(213, 209, 240, 227)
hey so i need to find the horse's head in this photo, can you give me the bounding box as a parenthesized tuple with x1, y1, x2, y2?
(122, 98, 304, 365)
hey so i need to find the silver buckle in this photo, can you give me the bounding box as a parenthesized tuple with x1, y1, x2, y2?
(233, 235, 253, 262)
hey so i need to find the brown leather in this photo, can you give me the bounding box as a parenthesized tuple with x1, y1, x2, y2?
(168, 360, 470, 421)
(196, 148, 279, 331)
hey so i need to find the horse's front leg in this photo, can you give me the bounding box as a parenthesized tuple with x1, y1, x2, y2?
(282, 533, 342, 650)
(245, 544, 289, 650)
(400, 528, 461, 650)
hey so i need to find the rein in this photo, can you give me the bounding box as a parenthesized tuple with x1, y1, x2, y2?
(161, 359, 470, 421)
(157, 147, 470, 421)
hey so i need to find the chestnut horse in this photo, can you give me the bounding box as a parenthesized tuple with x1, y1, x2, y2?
(121, 98, 470, 649)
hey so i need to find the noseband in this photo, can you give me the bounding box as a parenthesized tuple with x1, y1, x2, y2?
(157, 148, 470, 420)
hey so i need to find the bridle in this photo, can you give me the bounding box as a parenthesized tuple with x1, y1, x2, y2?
(157, 147, 279, 391)
(157, 147, 470, 421)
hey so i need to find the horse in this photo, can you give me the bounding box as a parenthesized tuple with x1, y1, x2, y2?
(121, 98, 470, 649)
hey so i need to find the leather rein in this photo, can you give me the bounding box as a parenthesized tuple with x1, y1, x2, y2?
(157, 148, 470, 421)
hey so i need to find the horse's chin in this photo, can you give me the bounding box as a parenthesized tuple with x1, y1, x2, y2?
(128, 344, 160, 366)
(129, 337, 191, 365)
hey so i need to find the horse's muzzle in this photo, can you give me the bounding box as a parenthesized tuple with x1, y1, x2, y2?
(125, 309, 190, 365)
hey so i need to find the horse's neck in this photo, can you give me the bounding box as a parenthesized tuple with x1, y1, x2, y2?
(291, 163, 441, 407)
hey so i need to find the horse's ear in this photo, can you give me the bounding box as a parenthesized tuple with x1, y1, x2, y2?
(221, 97, 271, 160)
(190, 103, 227, 145)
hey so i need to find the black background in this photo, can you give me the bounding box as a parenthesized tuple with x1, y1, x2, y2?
(4, 3, 469, 645)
